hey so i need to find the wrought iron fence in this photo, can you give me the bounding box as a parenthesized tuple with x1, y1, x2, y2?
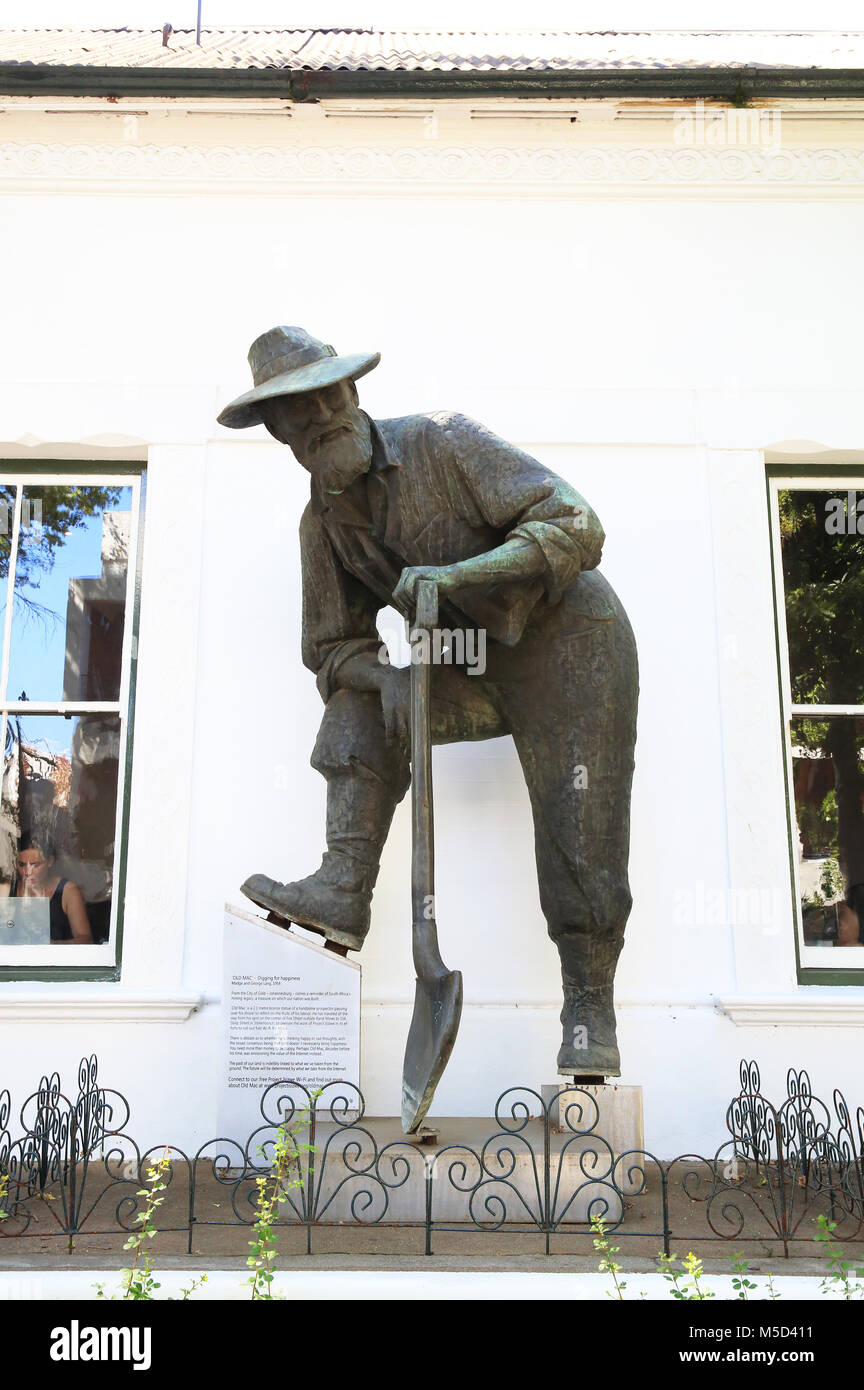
(0, 1056, 862, 1256)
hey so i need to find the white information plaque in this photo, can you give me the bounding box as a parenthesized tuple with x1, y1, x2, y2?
(220, 903, 361, 1139)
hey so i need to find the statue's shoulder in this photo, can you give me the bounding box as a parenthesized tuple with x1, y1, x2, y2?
(374, 410, 482, 454)
(374, 412, 442, 442)
(423, 409, 481, 439)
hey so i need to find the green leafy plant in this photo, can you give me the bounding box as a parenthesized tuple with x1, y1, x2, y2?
(766, 1272, 781, 1300)
(119, 1149, 172, 1301)
(247, 1095, 320, 1301)
(682, 1251, 715, 1299)
(178, 1274, 208, 1300)
(95, 1268, 208, 1303)
(814, 1213, 864, 1299)
(819, 853, 844, 901)
(657, 1251, 686, 1297)
(94, 1149, 210, 1302)
(0, 1170, 8, 1222)
(590, 1211, 627, 1299)
(729, 1250, 758, 1300)
(657, 1250, 715, 1300)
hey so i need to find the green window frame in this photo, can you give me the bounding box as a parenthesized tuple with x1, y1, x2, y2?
(0, 461, 145, 981)
(768, 463, 864, 984)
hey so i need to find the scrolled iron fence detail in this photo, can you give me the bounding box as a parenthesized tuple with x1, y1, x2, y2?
(680, 1060, 864, 1256)
(0, 1056, 861, 1256)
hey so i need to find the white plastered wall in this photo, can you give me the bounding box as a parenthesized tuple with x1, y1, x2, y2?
(0, 99, 862, 1153)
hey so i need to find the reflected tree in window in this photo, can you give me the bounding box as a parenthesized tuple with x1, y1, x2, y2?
(0, 485, 121, 620)
(780, 489, 864, 936)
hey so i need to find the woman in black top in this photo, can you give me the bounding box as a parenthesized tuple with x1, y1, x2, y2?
(15, 833, 92, 944)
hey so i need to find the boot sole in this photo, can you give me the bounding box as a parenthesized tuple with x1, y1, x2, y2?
(240, 882, 366, 952)
(557, 1056, 621, 1078)
(557, 1067, 621, 1080)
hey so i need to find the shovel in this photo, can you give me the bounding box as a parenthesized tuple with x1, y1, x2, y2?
(400, 579, 464, 1133)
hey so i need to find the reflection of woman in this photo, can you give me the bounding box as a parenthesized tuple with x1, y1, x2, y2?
(15, 833, 92, 944)
(802, 882, 864, 946)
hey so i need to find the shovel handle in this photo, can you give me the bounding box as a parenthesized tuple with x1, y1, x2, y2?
(415, 578, 439, 633)
(410, 580, 447, 979)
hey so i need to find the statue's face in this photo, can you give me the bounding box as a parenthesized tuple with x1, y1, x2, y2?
(260, 380, 372, 494)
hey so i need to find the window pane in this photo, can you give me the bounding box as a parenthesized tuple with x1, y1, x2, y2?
(0, 483, 19, 606)
(0, 712, 120, 944)
(5, 484, 131, 703)
(778, 488, 864, 706)
(792, 716, 864, 948)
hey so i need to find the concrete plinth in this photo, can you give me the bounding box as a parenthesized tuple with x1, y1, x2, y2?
(305, 1112, 648, 1226)
(540, 1082, 644, 1149)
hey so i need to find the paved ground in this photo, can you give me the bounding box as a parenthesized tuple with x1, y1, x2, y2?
(0, 1249, 837, 1275)
(0, 1173, 850, 1271)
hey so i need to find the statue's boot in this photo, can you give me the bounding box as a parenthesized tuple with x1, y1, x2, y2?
(556, 932, 623, 1077)
(241, 767, 399, 951)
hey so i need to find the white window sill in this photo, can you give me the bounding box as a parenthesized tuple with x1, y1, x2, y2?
(717, 992, 864, 1027)
(0, 988, 206, 1022)
(0, 945, 115, 967)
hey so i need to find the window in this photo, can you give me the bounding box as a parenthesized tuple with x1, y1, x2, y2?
(0, 467, 143, 978)
(769, 472, 864, 978)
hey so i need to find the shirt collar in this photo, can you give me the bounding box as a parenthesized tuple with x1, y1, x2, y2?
(367, 414, 403, 473)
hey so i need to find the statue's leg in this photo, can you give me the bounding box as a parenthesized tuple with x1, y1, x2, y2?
(242, 675, 505, 949)
(241, 690, 410, 950)
(500, 586, 639, 1076)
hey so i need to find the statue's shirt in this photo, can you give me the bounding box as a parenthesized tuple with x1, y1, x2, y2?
(300, 411, 610, 701)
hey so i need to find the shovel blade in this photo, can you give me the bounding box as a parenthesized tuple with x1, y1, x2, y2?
(401, 969, 463, 1133)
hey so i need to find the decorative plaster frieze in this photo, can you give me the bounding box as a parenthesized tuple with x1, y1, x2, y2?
(1, 140, 863, 190)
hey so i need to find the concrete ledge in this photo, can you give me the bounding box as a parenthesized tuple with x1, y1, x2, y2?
(716, 994, 864, 1026)
(0, 990, 205, 1022)
(0, 1268, 841, 1301)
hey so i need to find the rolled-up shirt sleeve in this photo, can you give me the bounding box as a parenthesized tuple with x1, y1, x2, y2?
(300, 503, 382, 703)
(438, 412, 605, 604)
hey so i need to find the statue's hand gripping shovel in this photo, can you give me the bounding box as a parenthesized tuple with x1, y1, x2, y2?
(400, 580, 463, 1133)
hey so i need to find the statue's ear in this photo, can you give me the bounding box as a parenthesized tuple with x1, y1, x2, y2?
(262, 412, 309, 468)
(259, 406, 289, 447)
(262, 418, 287, 445)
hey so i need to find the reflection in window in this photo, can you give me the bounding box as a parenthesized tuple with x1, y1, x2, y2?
(777, 485, 864, 954)
(0, 715, 119, 944)
(5, 485, 130, 703)
(792, 719, 864, 947)
(0, 475, 139, 955)
(779, 489, 864, 708)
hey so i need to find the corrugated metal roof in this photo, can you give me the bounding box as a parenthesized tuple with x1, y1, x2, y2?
(0, 28, 863, 74)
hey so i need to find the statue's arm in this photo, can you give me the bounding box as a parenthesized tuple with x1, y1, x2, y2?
(301, 504, 383, 702)
(393, 413, 605, 609)
(392, 535, 545, 608)
(300, 504, 409, 739)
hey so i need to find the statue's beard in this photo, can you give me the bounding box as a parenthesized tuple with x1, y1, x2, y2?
(300, 412, 372, 493)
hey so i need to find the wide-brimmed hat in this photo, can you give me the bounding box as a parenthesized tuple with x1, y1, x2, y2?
(217, 325, 380, 429)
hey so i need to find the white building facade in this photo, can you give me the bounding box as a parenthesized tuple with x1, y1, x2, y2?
(0, 28, 863, 1156)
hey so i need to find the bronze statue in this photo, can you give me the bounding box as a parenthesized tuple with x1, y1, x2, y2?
(219, 327, 638, 1079)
